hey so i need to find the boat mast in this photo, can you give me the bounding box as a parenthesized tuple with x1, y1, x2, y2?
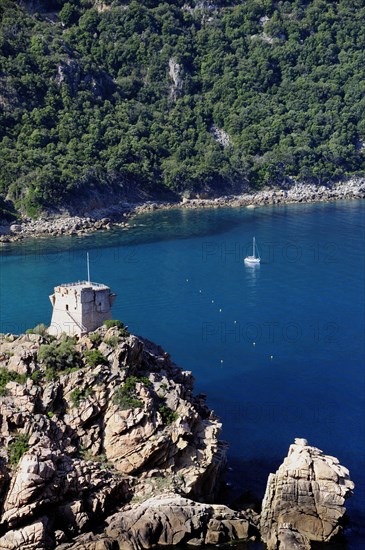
(87, 252, 91, 284)
(253, 236, 255, 257)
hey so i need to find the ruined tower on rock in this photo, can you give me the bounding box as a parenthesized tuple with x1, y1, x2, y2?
(48, 281, 116, 337)
(48, 275, 116, 337)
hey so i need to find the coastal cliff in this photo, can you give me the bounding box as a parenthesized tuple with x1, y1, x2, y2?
(0, 328, 354, 549)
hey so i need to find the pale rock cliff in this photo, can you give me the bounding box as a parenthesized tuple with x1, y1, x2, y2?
(260, 438, 355, 549)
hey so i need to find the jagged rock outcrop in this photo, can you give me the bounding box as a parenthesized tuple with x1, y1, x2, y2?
(55, 494, 259, 550)
(0, 328, 228, 548)
(260, 438, 355, 549)
(1, 444, 129, 533)
(0, 331, 355, 549)
(105, 494, 257, 549)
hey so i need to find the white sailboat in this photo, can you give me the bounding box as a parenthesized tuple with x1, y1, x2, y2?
(244, 236, 260, 265)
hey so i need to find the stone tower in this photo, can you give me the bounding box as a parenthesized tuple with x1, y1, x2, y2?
(48, 281, 116, 337)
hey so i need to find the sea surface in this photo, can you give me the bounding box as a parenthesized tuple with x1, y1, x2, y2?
(0, 200, 364, 548)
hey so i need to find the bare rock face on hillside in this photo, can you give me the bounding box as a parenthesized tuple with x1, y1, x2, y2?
(168, 58, 184, 100)
(260, 438, 355, 549)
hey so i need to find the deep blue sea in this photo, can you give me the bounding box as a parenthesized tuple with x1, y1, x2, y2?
(0, 200, 364, 548)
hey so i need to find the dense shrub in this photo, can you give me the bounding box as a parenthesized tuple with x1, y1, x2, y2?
(30, 370, 43, 384)
(112, 392, 143, 410)
(103, 336, 119, 348)
(88, 332, 102, 346)
(103, 320, 129, 336)
(0, 197, 18, 222)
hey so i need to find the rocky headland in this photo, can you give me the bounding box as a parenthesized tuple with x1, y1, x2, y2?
(0, 328, 355, 549)
(1, 179, 364, 243)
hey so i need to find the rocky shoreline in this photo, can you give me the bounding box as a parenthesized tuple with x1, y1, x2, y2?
(0, 328, 355, 549)
(1, 179, 364, 243)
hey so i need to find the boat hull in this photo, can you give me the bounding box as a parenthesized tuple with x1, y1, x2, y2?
(244, 256, 260, 264)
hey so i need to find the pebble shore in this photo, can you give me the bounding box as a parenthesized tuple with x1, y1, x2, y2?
(1, 179, 364, 243)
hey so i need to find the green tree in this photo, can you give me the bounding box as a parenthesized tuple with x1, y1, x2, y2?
(59, 3, 80, 27)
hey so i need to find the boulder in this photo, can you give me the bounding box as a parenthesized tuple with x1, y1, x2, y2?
(105, 494, 255, 549)
(55, 533, 116, 549)
(10, 224, 22, 234)
(260, 438, 354, 549)
(276, 527, 311, 550)
(0, 517, 51, 549)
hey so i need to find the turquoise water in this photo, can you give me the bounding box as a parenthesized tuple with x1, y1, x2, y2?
(0, 200, 364, 548)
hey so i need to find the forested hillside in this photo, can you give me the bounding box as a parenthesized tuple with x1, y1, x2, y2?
(1, 0, 365, 217)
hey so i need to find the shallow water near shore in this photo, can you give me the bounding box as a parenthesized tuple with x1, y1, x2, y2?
(1, 200, 364, 548)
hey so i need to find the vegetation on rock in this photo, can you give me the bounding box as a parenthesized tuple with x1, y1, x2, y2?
(104, 320, 130, 337)
(158, 402, 179, 425)
(38, 336, 82, 379)
(84, 348, 108, 367)
(7, 433, 30, 466)
(103, 320, 124, 330)
(25, 323, 48, 335)
(70, 386, 92, 407)
(88, 331, 102, 345)
(104, 335, 119, 348)
(112, 375, 151, 410)
(0, 367, 27, 395)
(1, 1, 365, 217)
